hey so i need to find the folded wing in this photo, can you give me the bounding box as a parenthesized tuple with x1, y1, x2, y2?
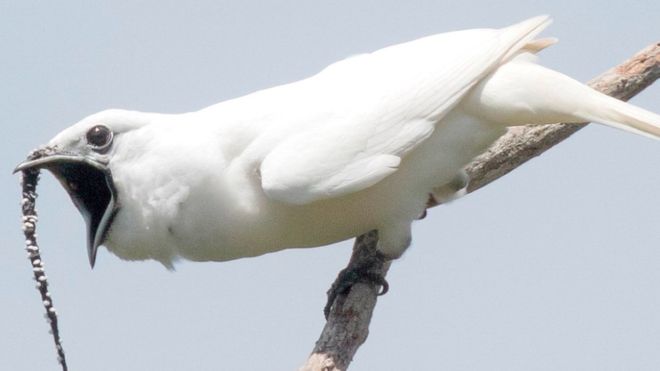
(260, 16, 552, 205)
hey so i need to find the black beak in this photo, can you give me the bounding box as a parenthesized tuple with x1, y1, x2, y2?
(15, 149, 117, 268)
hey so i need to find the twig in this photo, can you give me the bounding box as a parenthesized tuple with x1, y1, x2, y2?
(20, 150, 69, 371)
(301, 42, 660, 371)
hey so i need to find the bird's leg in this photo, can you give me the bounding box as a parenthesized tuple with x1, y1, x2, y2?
(324, 230, 390, 319)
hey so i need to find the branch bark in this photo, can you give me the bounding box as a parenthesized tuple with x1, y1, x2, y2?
(301, 42, 660, 371)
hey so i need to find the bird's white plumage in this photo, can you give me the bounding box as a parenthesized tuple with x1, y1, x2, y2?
(37, 16, 660, 267)
(258, 16, 551, 204)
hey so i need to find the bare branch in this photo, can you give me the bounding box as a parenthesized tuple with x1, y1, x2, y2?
(301, 42, 660, 371)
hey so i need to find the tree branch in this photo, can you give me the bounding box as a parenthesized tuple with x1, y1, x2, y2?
(301, 42, 660, 371)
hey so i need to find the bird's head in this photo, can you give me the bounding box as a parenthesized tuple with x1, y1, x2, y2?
(15, 109, 156, 268)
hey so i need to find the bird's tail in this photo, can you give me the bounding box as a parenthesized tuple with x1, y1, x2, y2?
(575, 84, 660, 139)
(463, 57, 660, 139)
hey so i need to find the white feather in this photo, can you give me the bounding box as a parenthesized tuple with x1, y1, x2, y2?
(259, 15, 552, 204)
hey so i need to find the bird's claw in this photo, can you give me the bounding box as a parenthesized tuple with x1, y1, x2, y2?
(324, 256, 389, 319)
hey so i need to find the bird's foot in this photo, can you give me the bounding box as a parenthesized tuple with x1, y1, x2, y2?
(324, 239, 389, 319)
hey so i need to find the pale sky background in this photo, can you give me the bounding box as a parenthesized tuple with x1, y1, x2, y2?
(2, 1, 660, 370)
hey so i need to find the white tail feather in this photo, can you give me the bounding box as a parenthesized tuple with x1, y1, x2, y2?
(577, 91, 660, 139)
(463, 58, 660, 139)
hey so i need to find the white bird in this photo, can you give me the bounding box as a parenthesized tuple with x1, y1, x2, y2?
(16, 16, 660, 273)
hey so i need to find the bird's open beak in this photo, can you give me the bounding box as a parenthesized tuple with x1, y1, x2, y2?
(15, 148, 117, 268)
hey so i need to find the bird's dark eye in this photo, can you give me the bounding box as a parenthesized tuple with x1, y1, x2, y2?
(86, 125, 113, 150)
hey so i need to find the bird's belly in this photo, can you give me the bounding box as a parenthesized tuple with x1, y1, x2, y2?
(171, 188, 390, 262)
(105, 169, 382, 265)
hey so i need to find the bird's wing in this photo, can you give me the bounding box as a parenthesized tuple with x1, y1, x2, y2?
(259, 16, 552, 205)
